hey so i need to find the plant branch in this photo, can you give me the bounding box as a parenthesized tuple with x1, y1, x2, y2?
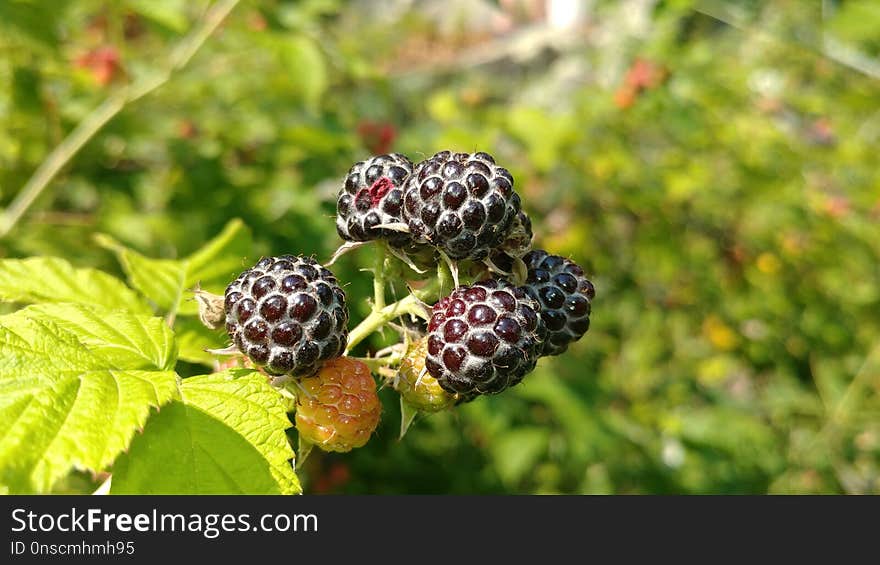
(345, 294, 429, 354)
(0, 0, 240, 238)
(372, 243, 387, 311)
(352, 355, 401, 372)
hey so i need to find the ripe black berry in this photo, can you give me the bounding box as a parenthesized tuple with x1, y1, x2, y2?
(225, 255, 349, 378)
(523, 250, 595, 356)
(402, 151, 522, 261)
(336, 153, 413, 247)
(425, 279, 545, 396)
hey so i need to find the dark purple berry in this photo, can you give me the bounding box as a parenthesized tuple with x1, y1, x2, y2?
(523, 250, 595, 356)
(425, 279, 545, 397)
(336, 153, 414, 247)
(260, 295, 287, 322)
(402, 151, 522, 260)
(224, 255, 349, 378)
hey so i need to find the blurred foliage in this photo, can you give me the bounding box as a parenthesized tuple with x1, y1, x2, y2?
(1, 0, 879, 494)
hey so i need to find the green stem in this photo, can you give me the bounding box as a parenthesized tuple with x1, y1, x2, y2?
(808, 343, 880, 453)
(372, 243, 386, 311)
(352, 355, 401, 372)
(345, 294, 429, 354)
(436, 258, 452, 297)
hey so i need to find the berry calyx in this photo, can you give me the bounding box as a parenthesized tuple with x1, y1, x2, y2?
(487, 209, 533, 282)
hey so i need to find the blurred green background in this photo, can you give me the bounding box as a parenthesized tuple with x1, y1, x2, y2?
(1, 0, 879, 494)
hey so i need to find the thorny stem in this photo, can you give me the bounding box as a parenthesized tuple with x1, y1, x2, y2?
(0, 0, 241, 238)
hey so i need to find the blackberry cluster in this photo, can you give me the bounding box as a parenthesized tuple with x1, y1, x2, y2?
(425, 279, 544, 396)
(224, 255, 348, 378)
(336, 153, 413, 247)
(402, 151, 522, 261)
(312, 149, 598, 403)
(333, 150, 526, 268)
(524, 250, 595, 356)
(215, 148, 595, 424)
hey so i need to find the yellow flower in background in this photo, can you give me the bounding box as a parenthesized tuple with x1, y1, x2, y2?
(756, 252, 781, 274)
(780, 233, 806, 258)
(698, 356, 731, 386)
(703, 315, 739, 351)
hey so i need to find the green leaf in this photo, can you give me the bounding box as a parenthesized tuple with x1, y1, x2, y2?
(96, 219, 252, 317)
(4, 304, 176, 371)
(678, 407, 783, 474)
(0, 257, 152, 315)
(126, 0, 189, 33)
(111, 370, 300, 495)
(0, 317, 178, 493)
(0, 0, 67, 52)
(279, 36, 327, 112)
(489, 428, 549, 487)
(174, 317, 228, 366)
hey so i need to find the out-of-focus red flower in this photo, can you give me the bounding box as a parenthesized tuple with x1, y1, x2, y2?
(75, 46, 123, 86)
(625, 58, 667, 90)
(807, 117, 835, 146)
(357, 120, 397, 155)
(248, 11, 267, 31)
(178, 120, 198, 139)
(756, 96, 783, 114)
(615, 58, 668, 109)
(614, 85, 637, 109)
(823, 195, 850, 219)
(312, 462, 351, 494)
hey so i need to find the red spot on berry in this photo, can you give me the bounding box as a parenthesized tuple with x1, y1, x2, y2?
(368, 177, 394, 207)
